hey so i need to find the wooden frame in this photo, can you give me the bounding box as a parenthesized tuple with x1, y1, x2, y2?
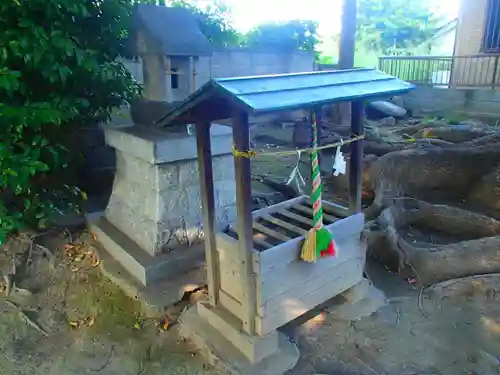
(194, 99, 366, 337)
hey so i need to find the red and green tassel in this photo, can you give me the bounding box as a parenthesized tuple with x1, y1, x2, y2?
(300, 111, 336, 262)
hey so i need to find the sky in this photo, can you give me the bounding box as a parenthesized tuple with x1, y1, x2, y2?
(198, 0, 461, 38)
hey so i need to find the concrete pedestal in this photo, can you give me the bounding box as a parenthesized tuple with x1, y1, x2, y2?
(179, 300, 300, 375)
(92, 124, 236, 286)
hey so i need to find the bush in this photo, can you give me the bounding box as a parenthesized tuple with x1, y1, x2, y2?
(0, 0, 141, 243)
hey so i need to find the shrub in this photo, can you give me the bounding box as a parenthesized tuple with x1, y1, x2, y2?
(0, 0, 141, 242)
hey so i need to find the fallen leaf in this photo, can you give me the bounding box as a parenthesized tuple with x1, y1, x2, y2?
(91, 233, 97, 241)
(92, 260, 101, 268)
(69, 321, 79, 329)
(64, 244, 75, 250)
(86, 316, 95, 327)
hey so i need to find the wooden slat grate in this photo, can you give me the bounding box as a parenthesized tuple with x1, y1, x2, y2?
(223, 199, 343, 251)
(279, 209, 313, 226)
(292, 203, 338, 224)
(261, 215, 308, 236)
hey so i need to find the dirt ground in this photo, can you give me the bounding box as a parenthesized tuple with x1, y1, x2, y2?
(1, 228, 500, 375)
(2, 122, 500, 375)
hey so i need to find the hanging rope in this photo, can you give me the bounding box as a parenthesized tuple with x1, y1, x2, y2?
(300, 113, 337, 263)
(231, 134, 364, 159)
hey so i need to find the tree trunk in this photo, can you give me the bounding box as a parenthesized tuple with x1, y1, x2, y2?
(369, 199, 500, 286)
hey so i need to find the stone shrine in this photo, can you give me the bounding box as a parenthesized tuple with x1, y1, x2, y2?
(92, 4, 236, 286)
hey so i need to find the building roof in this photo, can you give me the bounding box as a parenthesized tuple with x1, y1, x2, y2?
(134, 4, 212, 57)
(156, 68, 415, 126)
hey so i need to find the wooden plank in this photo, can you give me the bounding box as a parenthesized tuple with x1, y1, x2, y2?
(195, 121, 219, 306)
(253, 222, 292, 242)
(261, 215, 308, 236)
(255, 259, 363, 336)
(302, 200, 349, 219)
(216, 231, 240, 255)
(253, 236, 273, 249)
(232, 108, 257, 335)
(254, 213, 365, 272)
(223, 226, 273, 250)
(251, 195, 306, 219)
(279, 209, 313, 226)
(218, 289, 244, 318)
(349, 100, 364, 213)
(323, 200, 350, 218)
(292, 203, 338, 223)
(216, 233, 247, 304)
(256, 238, 364, 314)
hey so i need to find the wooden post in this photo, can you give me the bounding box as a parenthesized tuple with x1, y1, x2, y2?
(314, 106, 323, 165)
(195, 121, 219, 306)
(338, 0, 358, 127)
(232, 108, 256, 335)
(190, 56, 197, 94)
(349, 100, 364, 213)
(164, 56, 171, 102)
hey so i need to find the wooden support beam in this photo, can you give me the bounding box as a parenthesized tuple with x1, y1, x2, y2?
(349, 100, 364, 213)
(195, 121, 219, 306)
(314, 106, 323, 165)
(232, 109, 257, 335)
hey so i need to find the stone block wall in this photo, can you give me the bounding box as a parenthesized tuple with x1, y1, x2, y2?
(104, 124, 236, 256)
(402, 86, 500, 118)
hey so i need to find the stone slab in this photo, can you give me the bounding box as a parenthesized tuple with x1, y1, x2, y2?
(327, 279, 387, 321)
(104, 124, 233, 164)
(95, 241, 206, 316)
(90, 217, 205, 286)
(179, 304, 299, 375)
(197, 301, 279, 363)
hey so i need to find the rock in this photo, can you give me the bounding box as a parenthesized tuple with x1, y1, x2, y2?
(379, 116, 396, 126)
(367, 100, 407, 119)
(391, 96, 405, 108)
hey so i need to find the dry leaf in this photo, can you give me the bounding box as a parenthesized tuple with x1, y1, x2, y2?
(71, 267, 79, 272)
(69, 321, 79, 329)
(91, 233, 97, 241)
(92, 260, 101, 268)
(86, 316, 95, 327)
(64, 244, 75, 250)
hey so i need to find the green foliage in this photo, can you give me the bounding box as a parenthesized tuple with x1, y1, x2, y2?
(244, 20, 320, 52)
(143, 0, 319, 52)
(357, 0, 443, 55)
(0, 0, 140, 242)
(169, 0, 243, 47)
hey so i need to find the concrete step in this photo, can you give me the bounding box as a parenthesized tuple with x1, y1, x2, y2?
(89, 217, 205, 287)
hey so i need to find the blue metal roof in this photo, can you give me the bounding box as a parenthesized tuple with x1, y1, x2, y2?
(156, 68, 415, 126)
